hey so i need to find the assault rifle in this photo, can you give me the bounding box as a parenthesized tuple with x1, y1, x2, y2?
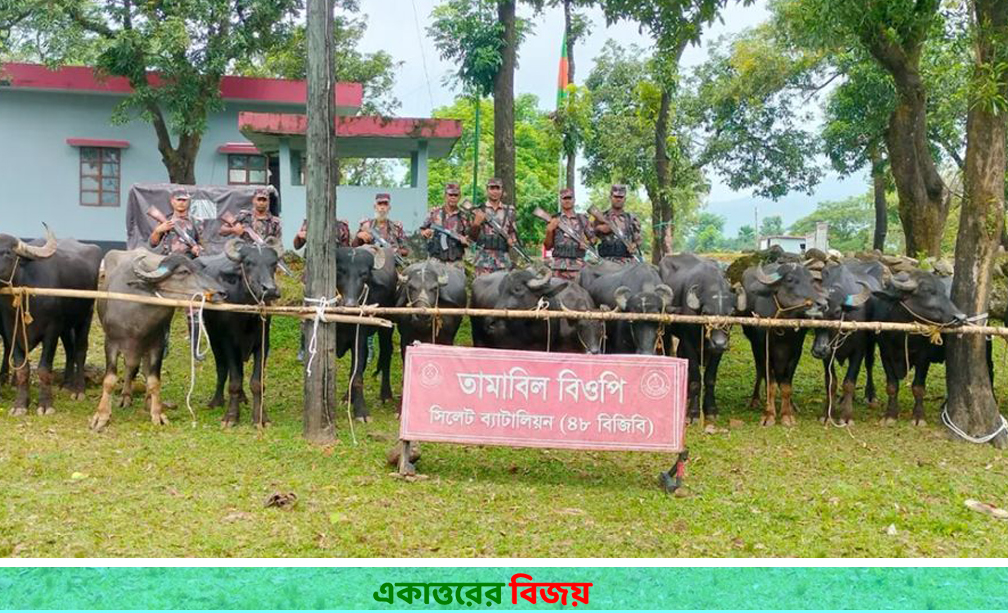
(461, 201, 533, 264)
(588, 206, 643, 262)
(147, 206, 198, 252)
(532, 207, 600, 261)
(219, 211, 293, 276)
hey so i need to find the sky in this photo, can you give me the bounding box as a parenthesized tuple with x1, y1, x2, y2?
(352, 0, 867, 235)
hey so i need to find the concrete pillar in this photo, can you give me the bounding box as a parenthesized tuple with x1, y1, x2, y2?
(278, 138, 303, 251)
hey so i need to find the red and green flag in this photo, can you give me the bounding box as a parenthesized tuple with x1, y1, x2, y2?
(556, 31, 569, 108)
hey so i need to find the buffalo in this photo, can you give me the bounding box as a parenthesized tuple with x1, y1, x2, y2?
(197, 238, 283, 427)
(659, 253, 742, 422)
(810, 260, 882, 424)
(396, 260, 467, 361)
(0, 227, 101, 415)
(581, 262, 674, 355)
(90, 251, 226, 431)
(331, 246, 397, 422)
(470, 268, 567, 351)
(872, 270, 969, 425)
(741, 261, 827, 426)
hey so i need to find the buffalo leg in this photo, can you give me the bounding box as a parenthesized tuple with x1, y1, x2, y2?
(59, 327, 75, 392)
(762, 380, 777, 426)
(911, 358, 932, 426)
(679, 338, 701, 422)
(119, 361, 140, 408)
(820, 359, 838, 424)
(377, 326, 394, 404)
(250, 319, 270, 427)
(69, 311, 92, 400)
(864, 335, 878, 407)
(90, 344, 119, 431)
(351, 331, 370, 422)
(10, 342, 30, 416)
(839, 351, 864, 424)
(206, 326, 227, 408)
(746, 329, 766, 411)
(0, 326, 9, 388)
(146, 345, 168, 426)
(702, 350, 724, 420)
(778, 336, 804, 427)
(223, 345, 243, 428)
(35, 332, 60, 415)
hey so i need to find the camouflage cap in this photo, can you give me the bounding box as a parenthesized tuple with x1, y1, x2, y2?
(559, 187, 574, 198)
(170, 187, 191, 199)
(375, 192, 391, 203)
(610, 184, 627, 196)
(486, 177, 503, 187)
(252, 187, 270, 198)
(445, 182, 461, 195)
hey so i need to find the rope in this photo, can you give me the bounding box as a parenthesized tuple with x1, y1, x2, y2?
(534, 297, 551, 352)
(240, 262, 269, 429)
(823, 312, 854, 430)
(304, 296, 336, 377)
(344, 284, 369, 446)
(184, 292, 208, 426)
(1, 258, 30, 372)
(941, 401, 1008, 444)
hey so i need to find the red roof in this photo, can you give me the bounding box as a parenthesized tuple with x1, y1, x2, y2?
(1, 62, 363, 110)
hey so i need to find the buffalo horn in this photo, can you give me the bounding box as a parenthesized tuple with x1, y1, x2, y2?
(132, 256, 179, 282)
(265, 236, 284, 259)
(890, 272, 918, 292)
(613, 286, 631, 311)
(526, 268, 552, 290)
(14, 224, 57, 259)
(844, 281, 872, 308)
(754, 264, 782, 286)
(224, 238, 243, 262)
(655, 284, 674, 310)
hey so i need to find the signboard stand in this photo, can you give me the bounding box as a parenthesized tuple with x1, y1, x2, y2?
(396, 344, 690, 492)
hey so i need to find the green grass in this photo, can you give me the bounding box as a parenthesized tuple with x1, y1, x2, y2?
(1, 283, 1008, 557)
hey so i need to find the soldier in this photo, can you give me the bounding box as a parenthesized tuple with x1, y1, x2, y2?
(222, 187, 282, 243)
(354, 193, 409, 258)
(468, 177, 518, 276)
(544, 187, 595, 280)
(420, 182, 470, 267)
(593, 184, 641, 264)
(149, 188, 203, 257)
(293, 217, 350, 249)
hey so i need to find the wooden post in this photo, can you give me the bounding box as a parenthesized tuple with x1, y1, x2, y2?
(303, 0, 338, 443)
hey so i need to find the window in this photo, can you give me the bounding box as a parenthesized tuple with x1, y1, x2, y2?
(228, 154, 268, 185)
(291, 152, 305, 186)
(80, 147, 120, 207)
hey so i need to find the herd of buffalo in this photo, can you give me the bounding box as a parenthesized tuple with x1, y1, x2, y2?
(0, 226, 980, 431)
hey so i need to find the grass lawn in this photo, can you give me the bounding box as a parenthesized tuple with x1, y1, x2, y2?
(1, 273, 1008, 557)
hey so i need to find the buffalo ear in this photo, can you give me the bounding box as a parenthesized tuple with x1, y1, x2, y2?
(614, 286, 631, 311)
(372, 248, 386, 270)
(437, 271, 449, 286)
(734, 284, 747, 313)
(542, 280, 569, 298)
(872, 289, 897, 302)
(685, 285, 701, 311)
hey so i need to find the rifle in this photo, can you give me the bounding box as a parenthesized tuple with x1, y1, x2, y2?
(147, 206, 198, 251)
(588, 206, 643, 262)
(427, 222, 469, 247)
(532, 207, 600, 261)
(368, 230, 408, 267)
(219, 211, 293, 277)
(461, 201, 533, 264)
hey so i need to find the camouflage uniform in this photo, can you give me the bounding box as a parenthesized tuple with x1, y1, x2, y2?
(596, 208, 641, 264)
(356, 218, 408, 255)
(297, 218, 350, 247)
(470, 204, 518, 276)
(421, 206, 469, 267)
(151, 215, 201, 256)
(549, 211, 595, 280)
(231, 209, 283, 242)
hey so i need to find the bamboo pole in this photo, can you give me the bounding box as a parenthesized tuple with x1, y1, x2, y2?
(2, 285, 1006, 337)
(0, 286, 393, 328)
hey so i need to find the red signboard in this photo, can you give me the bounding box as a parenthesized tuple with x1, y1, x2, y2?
(399, 344, 688, 453)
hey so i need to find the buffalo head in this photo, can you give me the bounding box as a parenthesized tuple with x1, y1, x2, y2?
(221, 238, 282, 302)
(874, 270, 966, 326)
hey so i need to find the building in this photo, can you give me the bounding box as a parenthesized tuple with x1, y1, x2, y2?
(0, 62, 461, 249)
(758, 222, 829, 253)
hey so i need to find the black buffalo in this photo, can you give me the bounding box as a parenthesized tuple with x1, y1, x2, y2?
(581, 262, 674, 355)
(872, 270, 969, 425)
(470, 268, 567, 351)
(197, 238, 282, 427)
(0, 228, 101, 415)
(550, 282, 605, 354)
(659, 253, 742, 422)
(90, 250, 226, 431)
(332, 246, 397, 422)
(741, 262, 827, 426)
(396, 260, 467, 361)
(809, 260, 882, 424)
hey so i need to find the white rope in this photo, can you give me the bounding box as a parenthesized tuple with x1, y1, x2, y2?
(304, 296, 336, 377)
(185, 292, 208, 426)
(941, 402, 1008, 444)
(344, 284, 369, 446)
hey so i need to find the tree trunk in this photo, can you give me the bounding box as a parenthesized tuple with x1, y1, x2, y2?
(494, 0, 517, 209)
(652, 88, 672, 263)
(946, 0, 1008, 449)
(563, 0, 576, 190)
(870, 143, 887, 251)
(303, 0, 338, 444)
(148, 103, 202, 184)
(883, 66, 948, 257)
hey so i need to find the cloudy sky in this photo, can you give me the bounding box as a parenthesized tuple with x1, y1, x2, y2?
(352, 0, 865, 233)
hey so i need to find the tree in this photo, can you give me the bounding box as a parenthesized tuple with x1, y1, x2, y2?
(553, 0, 591, 188)
(235, 8, 403, 186)
(776, 0, 952, 257)
(10, 0, 300, 184)
(759, 215, 783, 237)
(687, 212, 727, 252)
(945, 0, 1008, 448)
(598, 0, 744, 262)
(581, 40, 707, 260)
(429, 0, 536, 213)
(735, 224, 756, 251)
(303, 0, 338, 443)
(789, 195, 874, 253)
(426, 94, 561, 248)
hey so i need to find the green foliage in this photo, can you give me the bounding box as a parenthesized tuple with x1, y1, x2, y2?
(428, 0, 530, 96)
(426, 94, 561, 248)
(736, 224, 757, 250)
(788, 192, 904, 253)
(552, 83, 593, 160)
(581, 40, 706, 236)
(687, 212, 726, 252)
(759, 214, 783, 237)
(585, 184, 656, 253)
